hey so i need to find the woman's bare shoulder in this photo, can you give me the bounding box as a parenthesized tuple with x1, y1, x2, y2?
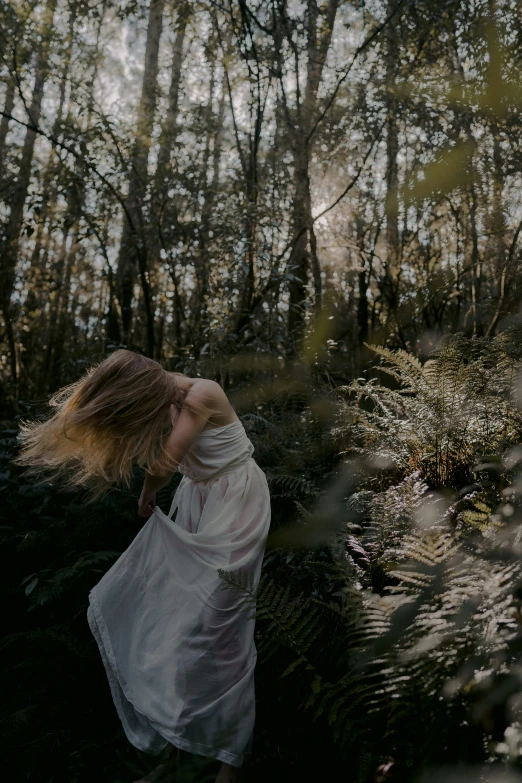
(188, 378, 223, 400)
(187, 378, 238, 428)
(185, 378, 229, 412)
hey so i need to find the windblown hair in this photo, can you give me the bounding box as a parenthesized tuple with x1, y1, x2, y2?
(15, 350, 220, 500)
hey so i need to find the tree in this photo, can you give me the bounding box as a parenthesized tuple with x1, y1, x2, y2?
(113, 0, 166, 355)
(0, 0, 58, 389)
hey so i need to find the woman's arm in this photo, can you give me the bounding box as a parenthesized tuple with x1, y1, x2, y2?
(137, 382, 215, 517)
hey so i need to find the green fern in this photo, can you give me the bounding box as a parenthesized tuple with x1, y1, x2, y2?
(335, 330, 522, 489)
(21, 549, 120, 610)
(218, 568, 324, 670)
(266, 472, 317, 497)
(234, 334, 522, 773)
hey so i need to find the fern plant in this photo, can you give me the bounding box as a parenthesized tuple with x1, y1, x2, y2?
(334, 329, 522, 489)
(218, 557, 385, 782)
(223, 331, 522, 780)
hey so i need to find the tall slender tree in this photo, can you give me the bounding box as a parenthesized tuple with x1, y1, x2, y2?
(113, 0, 166, 354)
(0, 0, 58, 388)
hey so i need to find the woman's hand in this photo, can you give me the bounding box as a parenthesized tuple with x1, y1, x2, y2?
(138, 488, 156, 518)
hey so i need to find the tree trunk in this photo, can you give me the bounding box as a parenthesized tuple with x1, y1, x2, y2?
(149, 8, 188, 359)
(0, 0, 57, 389)
(485, 3, 507, 336)
(287, 143, 311, 348)
(150, 9, 188, 250)
(450, 18, 482, 336)
(22, 2, 79, 388)
(115, 0, 165, 354)
(0, 77, 15, 183)
(286, 0, 339, 352)
(197, 55, 227, 344)
(47, 229, 77, 389)
(383, 0, 401, 327)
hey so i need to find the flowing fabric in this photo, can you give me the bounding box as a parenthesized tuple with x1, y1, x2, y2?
(87, 420, 271, 767)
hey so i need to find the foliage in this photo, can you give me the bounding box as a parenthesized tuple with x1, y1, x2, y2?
(215, 333, 522, 781)
(4, 333, 522, 781)
(334, 329, 522, 489)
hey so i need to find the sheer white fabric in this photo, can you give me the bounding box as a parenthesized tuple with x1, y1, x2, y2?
(87, 420, 271, 767)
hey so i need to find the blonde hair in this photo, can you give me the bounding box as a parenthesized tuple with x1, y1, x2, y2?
(15, 350, 220, 500)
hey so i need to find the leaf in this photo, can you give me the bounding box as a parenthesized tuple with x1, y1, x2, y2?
(20, 573, 38, 585)
(24, 578, 38, 596)
(280, 655, 307, 678)
(401, 142, 476, 207)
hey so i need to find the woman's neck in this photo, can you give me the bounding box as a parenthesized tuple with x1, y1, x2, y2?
(169, 373, 195, 393)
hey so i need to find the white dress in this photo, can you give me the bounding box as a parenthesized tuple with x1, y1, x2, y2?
(87, 419, 271, 767)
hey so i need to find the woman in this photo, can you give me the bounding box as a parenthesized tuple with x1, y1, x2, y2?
(16, 350, 271, 783)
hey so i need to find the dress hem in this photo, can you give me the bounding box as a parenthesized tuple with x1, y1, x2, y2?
(87, 592, 245, 767)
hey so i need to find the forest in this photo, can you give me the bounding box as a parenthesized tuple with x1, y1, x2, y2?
(2, 0, 522, 780)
